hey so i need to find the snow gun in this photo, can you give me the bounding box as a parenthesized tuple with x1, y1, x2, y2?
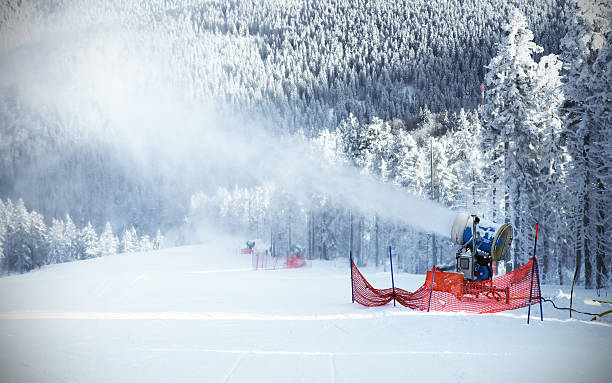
(450, 213, 512, 281)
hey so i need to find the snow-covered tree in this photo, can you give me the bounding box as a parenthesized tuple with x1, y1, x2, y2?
(153, 229, 164, 250)
(2, 199, 48, 272)
(0, 199, 6, 270)
(433, 135, 459, 207)
(139, 235, 153, 252)
(483, 8, 550, 267)
(360, 117, 394, 178)
(120, 227, 139, 253)
(99, 222, 119, 257)
(28, 210, 48, 268)
(63, 215, 79, 262)
(47, 218, 67, 264)
(530, 53, 565, 282)
(78, 222, 100, 259)
(560, 4, 612, 288)
(337, 113, 363, 165)
(392, 130, 424, 193)
(590, 17, 612, 289)
(447, 109, 486, 213)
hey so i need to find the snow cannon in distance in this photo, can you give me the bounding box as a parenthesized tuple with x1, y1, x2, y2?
(450, 213, 512, 262)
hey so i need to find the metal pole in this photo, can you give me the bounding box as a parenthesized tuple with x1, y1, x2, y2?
(431, 138, 434, 200)
(528, 223, 539, 324)
(431, 139, 437, 267)
(427, 265, 436, 312)
(528, 258, 535, 324)
(350, 251, 355, 303)
(532, 223, 539, 260)
(570, 266, 578, 318)
(471, 217, 477, 259)
(535, 257, 543, 321)
(389, 247, 396, 307)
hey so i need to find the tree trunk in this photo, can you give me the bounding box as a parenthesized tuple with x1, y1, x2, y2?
(504, 141, 510, 225)
(511, 187, 520, 268)
(584, 186, 592, 289)
(322, 242, 327, 261)
(583, 131, 592, 289)
(311, 210, 316, 260)
(557, 240, 566, 285)
(349, 211, 353, 259)
(596, 178, 606, 290)
(307, 210, 311, 258)
(307, 210, 313, 259)
(574, 213, 583, 288)
(541, 229, 550, 283)
(375, 215, 379, 267)
(357, 217, 363, 266)
(471, 169, 477, 212)
(491, 142, 501, 222)
(431, 233, 437, 267)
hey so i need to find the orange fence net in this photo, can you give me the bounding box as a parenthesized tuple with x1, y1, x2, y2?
(252, 252, 311, 270)
(351, 257, 541, 314)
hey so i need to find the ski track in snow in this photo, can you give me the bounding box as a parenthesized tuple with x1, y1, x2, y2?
(0, 310, 609, 327)
(185, 268, 252, 274)
(328, 353, 336, 383)
(222, 352, 247, 383)
(138, 348, 509, 357)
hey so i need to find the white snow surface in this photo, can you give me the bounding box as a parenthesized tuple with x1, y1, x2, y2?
(0, 236, 610, 382)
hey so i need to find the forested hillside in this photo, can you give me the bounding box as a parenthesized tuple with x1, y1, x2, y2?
(0, 0, 609, 288)
(0, 0, 572, 231)
(178, 0, 571, 128)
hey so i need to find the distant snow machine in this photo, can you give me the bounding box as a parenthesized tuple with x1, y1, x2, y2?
(450, 213, 513, 281)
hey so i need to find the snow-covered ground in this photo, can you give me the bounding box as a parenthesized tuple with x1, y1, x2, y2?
(0, 237, 610, 382)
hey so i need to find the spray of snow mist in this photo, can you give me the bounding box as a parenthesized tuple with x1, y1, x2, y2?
(0, 1, 457, 239)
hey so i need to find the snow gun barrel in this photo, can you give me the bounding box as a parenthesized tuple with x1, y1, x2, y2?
(450, 213, 512, 261)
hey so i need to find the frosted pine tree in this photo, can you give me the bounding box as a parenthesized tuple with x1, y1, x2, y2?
(433, 135, 459, 207)
(4, 199, 33, 273)
(392, 130, 421, 191)
(531, 53, 565, 282)
(0, 199, 7, 271)
(2, 200, 47, 272)
(64, 215, 79, 262)
(313, 128, 344, 165)
(139, 235, 153, 252)
(360, 117, 394, 177)
(99, 222, 119, 256)
(466, 111, 486, 214)
(590, 17, 612, 289)
(560, 4, 611, 288)
(153, 229, 164, 250)
(47, 219, 66, 264)
(483, 9, 543, 268)
(79, 222, 100, 259)
(28, 210, 48, 268)
(120, 227, 139, 253)
(446, 109, 484, 213)
(337, 113, 363, 165)
(0, 200, 14, 272)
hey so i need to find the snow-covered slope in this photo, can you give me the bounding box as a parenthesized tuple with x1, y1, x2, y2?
(0, 237, 610, 382)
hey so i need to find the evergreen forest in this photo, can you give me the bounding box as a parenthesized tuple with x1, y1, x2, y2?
(0, 0, 609, 289)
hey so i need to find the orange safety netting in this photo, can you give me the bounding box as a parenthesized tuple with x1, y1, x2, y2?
(351, 257, 541, 313)
(252, 252, 311, 270)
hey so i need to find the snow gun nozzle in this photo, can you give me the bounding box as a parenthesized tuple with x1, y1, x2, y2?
(450, 213, 513, 261)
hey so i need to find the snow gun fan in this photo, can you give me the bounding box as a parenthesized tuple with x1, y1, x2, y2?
(450, 213, 513, 281)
